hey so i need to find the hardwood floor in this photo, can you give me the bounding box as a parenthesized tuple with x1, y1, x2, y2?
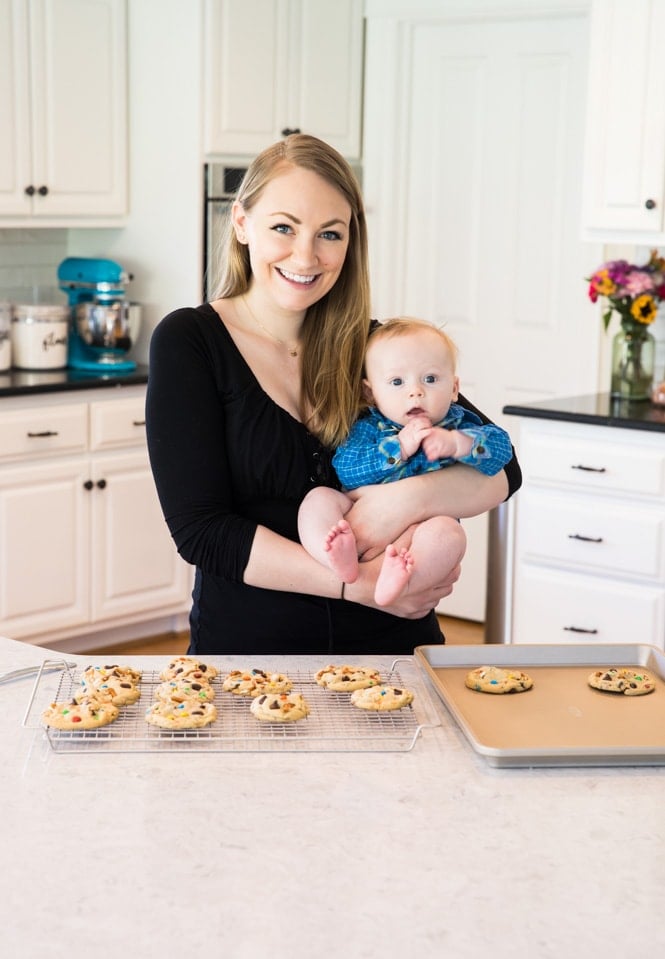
(90, 616, 485, 657)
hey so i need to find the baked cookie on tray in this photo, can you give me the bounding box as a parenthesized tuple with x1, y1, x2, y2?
(315, 664, 381, 691)
(154, 678, 216, 704)
(222, 668, 293, 697)
(465, 666, 533, 694)
(42, 697, 119, 730)
(588, 668, 656, 697)
(249, 693, 310, 723)
(350, 685, 414, 711)
(82, 664, 142, 685)
(145, 700, 218, 729)
(159, 656, 218, 683)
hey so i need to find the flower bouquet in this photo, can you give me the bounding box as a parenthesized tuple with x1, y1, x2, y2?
(587, 250, 665, 400)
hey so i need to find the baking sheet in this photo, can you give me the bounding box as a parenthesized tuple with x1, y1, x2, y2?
(414, 643, 665, 767)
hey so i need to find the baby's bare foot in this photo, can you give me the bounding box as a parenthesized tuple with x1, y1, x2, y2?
(323, 519, 359, 584)
(374, 544, 414, 606)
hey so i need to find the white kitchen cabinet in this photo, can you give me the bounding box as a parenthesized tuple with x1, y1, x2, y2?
(203, 0, 364, 158)
(0, 0, 127, 225)
(0, 387, 190, 647)
(507, 416, 665, 649)
(581, 0, 665, 242)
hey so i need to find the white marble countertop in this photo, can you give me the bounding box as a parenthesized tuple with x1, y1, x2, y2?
(1, 635, 664, 958)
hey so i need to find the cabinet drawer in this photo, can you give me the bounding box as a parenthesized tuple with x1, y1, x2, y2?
(0, 404, 88, 462)
(512, 565, 665, 648)
(90, 398, 147, 450)
(516, 488, 665, 580)
(519, 428, 665, 497)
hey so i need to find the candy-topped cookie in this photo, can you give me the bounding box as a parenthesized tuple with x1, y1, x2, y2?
(159, 656, 218, 683)
(588, 668, 656, 697)
(154, 678, 216, 704)
(315, 664, 382, 691)
(42, 697, 119, 730)
(249, 693, 310, 723)
(75, 667, 141, 706)
(145, 699, 218, 729)
(350, 685, 414, 711)
(222, 669, 293, 697)
(465, 666, 533, 694)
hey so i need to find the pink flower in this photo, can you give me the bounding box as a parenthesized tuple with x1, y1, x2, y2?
(623, 270, 655, 296)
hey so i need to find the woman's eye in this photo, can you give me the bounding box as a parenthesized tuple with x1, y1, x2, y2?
(320, 230, 342, 241)
(272, 223, 293, 235)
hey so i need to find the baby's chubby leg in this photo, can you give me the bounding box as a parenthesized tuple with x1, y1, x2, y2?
(298, 487, 359, 583)
(374, 516, 467, 607)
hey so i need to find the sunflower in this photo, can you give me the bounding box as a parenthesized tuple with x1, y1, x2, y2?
(630, 293, 657, 325)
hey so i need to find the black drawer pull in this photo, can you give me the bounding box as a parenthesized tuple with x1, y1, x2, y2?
(571, 464, 606, 473)
(27, 430, 59, 438)
(568, 533, 603, 543)
(132, 419, 146, 427)
(83, 480, 94, 491)
(97, 479, 107, 490)
(563, 626, 599, 634)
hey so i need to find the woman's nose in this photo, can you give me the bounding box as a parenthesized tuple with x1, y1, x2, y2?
(292, 234, 317, 266)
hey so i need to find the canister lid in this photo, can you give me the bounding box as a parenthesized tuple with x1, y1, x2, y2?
(12, 304, 70, 323)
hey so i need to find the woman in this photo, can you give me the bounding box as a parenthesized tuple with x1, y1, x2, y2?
(146, 134, 521, 655)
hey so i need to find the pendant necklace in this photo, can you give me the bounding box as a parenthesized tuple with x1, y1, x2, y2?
(243, 295, 299, 357)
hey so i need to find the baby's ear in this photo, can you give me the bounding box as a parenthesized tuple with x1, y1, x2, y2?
(362, 379, 374, 403)
(451, 375, 460, 401)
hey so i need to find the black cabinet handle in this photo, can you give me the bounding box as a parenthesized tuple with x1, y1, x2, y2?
(563, 626, 599, 634)
(27, 430, 59, 438)
(83, 480, 94, 491)
(568, 533, 603, 543)
(571, 464, 607, 473)
(37, 185, 49, 196)
(24, 185, 35, 196)
(132, 419, 146, 427)
(96, 479, 107, 490)
(645, 198, 656, 210)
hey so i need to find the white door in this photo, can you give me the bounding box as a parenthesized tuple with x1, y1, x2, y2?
(364, 9, 602, 620)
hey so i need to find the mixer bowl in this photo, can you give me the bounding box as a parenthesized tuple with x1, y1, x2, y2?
(74, 302, 140, 353)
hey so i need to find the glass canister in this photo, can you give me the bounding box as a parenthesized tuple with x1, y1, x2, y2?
(0, 301, 10, 370)
(11, 303, 69, 370)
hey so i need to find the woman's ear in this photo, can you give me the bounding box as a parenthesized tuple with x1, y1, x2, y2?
(231, 201, 248, 244)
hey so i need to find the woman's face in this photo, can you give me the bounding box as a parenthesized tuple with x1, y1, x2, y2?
(233, 165, 352, 314)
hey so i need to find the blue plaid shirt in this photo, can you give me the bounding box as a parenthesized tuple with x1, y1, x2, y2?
(332, 403, 513, 491)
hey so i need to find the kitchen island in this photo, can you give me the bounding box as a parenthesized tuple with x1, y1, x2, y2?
(1, 636, 663, 958)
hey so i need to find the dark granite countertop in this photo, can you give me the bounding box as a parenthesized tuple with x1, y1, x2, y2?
(503, 393, 665, 433)
(0, 364, 149, 399)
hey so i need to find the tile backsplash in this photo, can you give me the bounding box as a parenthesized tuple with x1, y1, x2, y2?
(0, 229, 69, 303)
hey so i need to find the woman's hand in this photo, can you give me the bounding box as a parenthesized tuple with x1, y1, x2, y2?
(345, 551, 461, 619)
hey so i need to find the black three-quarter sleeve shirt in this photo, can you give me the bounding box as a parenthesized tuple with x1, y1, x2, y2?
(146, 304, 521, 656)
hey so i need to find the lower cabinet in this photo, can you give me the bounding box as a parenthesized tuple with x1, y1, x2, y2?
(507, 416, 665, 650)
(0, 387, 191, 647)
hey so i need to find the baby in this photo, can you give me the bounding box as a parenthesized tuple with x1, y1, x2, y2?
(298, 317, 514, 606)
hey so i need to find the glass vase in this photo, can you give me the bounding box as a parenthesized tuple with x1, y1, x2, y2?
(610, 325, 655, 401)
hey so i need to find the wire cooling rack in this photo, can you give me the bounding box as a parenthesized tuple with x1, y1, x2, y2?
(23, 658, 440, 753)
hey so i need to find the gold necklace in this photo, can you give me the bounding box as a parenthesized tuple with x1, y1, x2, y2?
(243, 295, 299, 357)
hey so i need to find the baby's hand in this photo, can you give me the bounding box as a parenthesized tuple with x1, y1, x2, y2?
(421, 427, 473, 462)
(398, 416, 433, 458)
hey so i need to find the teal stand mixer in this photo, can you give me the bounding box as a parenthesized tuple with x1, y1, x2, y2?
(57, 257, 141, 372)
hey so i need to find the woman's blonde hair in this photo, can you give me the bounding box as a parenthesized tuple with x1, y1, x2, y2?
(213, 134, 371, 448)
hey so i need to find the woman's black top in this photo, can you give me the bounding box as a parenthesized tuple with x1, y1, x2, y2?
(145, 304, 521, 655)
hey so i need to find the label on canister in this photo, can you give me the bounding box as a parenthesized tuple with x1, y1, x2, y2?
(11, 304, 69, 370)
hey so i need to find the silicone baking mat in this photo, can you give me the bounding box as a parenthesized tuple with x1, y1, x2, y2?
(415, 642, 665, 767)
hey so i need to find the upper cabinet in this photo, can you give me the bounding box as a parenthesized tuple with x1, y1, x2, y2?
(203, 0, 364, 159)
(582, 0, 665, 242)
(0, 0, 128, 226)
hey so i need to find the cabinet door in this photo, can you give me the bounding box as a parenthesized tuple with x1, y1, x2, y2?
(0, 0, 32, 215)
(204, 0, 363, 157)
(0, 458, 90, 639)
(582, 0, 665, 238)
(27, 0, 127, 217)
(90, 450, 190, 622)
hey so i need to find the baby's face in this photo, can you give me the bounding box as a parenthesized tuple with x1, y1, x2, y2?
(363, 329, 459, 426)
